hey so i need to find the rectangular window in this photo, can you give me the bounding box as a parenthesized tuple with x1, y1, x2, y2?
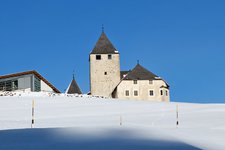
(160, 90, 163, 96)
(12, 80, 18, 90)
(149, 80, 153, 84)
(0, 82, 4, 91)
(108, 54, 112, 59)
(133, 80, 137, 84)
(125, 90, 129, 96)
(34, 77, 41, 92)
(134, 90, 138, 96)
(165, 90, 168, 96)
(104, 72, 107, 75)
(5, 81, 12, 91)
(149, 90, 154, 96)
(96, 55, 101, 60)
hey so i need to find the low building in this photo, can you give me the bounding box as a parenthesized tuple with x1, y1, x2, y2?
(0, 70, 60, 93)
(112, 64, 170, 102)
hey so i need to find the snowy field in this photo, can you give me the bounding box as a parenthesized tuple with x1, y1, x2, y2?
(0, 92, 225, 150)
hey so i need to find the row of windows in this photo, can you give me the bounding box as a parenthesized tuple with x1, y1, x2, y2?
(0, 80, 18, 91)
(133, 80, 153, 84)
(125, 89, 168, 97)
(96, 54, 112, 60)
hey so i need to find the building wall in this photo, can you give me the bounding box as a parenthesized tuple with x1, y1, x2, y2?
(90, 53, 120, 97)
(18, 75, 32, 91)
(40, 80, 54, 92)
(115, 80, 170, 102)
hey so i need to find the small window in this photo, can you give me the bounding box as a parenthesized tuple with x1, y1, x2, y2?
(160, 90, 163, 96)
(125, 90, 129, 96)
(149, 90, 154, 96)
(133, 80, 137, 84)
(134, 90, 138, 96)
(149, 80, 153, 84)
(104, 72, 107, 75)
(165, 90, 168, 96)
(96, 55, 101, 60)
(108, 54, 112, 59)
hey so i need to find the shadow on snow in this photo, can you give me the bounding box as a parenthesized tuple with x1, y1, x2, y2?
(0, 128, 200, 150)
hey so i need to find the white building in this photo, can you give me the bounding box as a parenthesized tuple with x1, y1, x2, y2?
(89, 31, 170, 101)
(0, 70, 60, 93)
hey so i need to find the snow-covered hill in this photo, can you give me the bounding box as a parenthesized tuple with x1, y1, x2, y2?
(0, 92, 225, 149)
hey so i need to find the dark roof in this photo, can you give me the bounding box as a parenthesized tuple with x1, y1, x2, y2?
(123, 64, 159, 80)
(66, 79, 82, 94)
(90, 32, 119, 54)
(120, 71, 130, 79)
(0, 70, 60, 93)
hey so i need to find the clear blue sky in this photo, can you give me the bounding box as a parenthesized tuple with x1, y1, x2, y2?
(0, 0, 225, 103)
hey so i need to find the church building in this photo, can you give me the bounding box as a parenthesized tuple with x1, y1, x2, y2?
(89, 31, 170, 102)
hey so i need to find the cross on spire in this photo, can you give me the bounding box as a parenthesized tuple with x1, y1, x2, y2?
(137, 60, 140, 64)
(73, 70, 75, 80)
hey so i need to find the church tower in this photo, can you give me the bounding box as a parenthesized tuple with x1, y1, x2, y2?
(89, 31, 120, 97)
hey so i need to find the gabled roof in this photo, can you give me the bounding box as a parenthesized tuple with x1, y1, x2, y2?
(0, 70, 60, 93)
(66, 78, 82, 94)
(90, 32, 119, 54)
(123, 64, 158, 80)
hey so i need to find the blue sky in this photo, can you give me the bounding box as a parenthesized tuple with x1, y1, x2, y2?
(0, 0, 225, 103)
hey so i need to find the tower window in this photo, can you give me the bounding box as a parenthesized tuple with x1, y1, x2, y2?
(104, 72, 107, 75)
(134, 90, 138, 96)
(125, 90, 129, 96)
(108, 54, 112, 59)
(96, 55, 101, 60)
(149, 90, 154, 96)
(133, 80, 137, 84)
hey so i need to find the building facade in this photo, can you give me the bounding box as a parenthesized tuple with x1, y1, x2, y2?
(112, 64, 170, 102)
(0, 70, 60, 93)
(89, 31, 170, 101)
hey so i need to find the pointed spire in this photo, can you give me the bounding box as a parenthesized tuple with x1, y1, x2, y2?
(66, 78, 82, 94)
(90, 31, 118, 54)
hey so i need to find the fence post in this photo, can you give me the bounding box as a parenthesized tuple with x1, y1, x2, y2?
(31, 100, 35, 128)
(120, 115, 122, 126)
(176, 104, 179, 128)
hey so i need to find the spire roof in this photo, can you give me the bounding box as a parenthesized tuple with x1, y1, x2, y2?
(123, 64, 159, 80)
(66, 78, 82, 94)
(90, 32, 118, 54)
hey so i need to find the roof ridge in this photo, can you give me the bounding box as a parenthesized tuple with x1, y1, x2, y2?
(123, 64, 158, 80)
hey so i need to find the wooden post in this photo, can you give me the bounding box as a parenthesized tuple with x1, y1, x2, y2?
(176, 104, 179, 128)
(31, 100, 35, 128)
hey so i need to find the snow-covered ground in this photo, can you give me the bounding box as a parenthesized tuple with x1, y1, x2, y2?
(0, 92, 225, 149)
